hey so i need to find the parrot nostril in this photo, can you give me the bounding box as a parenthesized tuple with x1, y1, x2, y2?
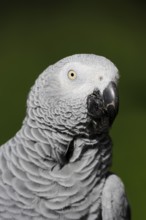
(99, 76, 103, 81)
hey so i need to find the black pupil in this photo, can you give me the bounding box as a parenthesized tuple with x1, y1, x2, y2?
(71, 72, 74, 77)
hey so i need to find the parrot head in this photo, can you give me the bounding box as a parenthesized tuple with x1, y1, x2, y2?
(28, 54, 119, 136)
(26, 54, 119, 164)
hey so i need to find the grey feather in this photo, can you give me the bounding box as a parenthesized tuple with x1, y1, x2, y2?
(102, 173, 131, 220)
(0, 54, 130, 219)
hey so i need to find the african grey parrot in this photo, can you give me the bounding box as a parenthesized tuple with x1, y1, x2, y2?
(0, 54, 130, 220)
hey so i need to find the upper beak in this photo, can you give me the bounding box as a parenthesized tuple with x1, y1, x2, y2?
(103, 81, 119, 124)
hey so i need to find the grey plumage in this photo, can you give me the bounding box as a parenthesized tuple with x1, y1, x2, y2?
(0, 54, 130, 220)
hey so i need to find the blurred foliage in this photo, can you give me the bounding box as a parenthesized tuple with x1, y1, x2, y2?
(0, 1, 146, 219)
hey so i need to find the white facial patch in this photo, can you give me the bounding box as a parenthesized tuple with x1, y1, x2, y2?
(58, 57, 119, 97)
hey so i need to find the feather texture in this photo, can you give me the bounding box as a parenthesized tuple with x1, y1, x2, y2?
(0, 54, 130, 219)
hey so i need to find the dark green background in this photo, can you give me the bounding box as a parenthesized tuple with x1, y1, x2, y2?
(0, 1, 145, 219)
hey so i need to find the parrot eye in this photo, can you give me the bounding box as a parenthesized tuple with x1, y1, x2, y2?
(68, 70, 77, 80)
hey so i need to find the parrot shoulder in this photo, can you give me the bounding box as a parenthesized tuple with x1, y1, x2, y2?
(101, 173, 131, 220)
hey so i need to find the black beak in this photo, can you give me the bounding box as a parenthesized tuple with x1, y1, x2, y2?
(103, 81, 119, 124)
(87, 81, 119, 128)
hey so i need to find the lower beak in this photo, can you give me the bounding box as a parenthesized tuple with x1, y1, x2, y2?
(87, 81, 119, 127)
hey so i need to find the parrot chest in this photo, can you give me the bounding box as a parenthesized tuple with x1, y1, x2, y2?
(42, 145, 107, 219)
(0, 135, 111, 220)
